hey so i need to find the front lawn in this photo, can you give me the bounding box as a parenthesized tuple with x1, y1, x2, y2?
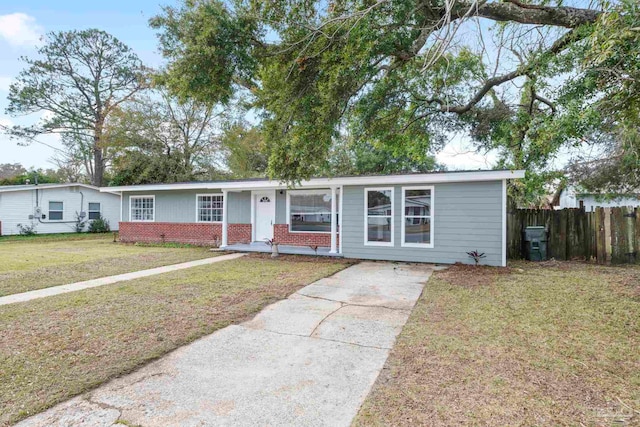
(0, 254, 351, 425)
(355, 261, 640, 426)
(0, 234, 216, 296)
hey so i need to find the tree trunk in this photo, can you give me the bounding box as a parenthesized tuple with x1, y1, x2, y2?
(93, 118, 105, 187)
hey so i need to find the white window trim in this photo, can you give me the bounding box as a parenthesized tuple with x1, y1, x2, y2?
(48, 200, 64, 222)
(286, 189, 339, 234)
(401, 186, 434, 249)
(87, 202, 101, 220)
(195, 193, 224, 223)
(129, 195, 155, 222)
(364, 187, 394, 247)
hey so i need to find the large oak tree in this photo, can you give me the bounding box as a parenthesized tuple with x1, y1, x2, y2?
(151, 0, 636, 200)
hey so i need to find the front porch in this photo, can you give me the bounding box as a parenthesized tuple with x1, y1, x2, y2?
(221, 242, 343, 257)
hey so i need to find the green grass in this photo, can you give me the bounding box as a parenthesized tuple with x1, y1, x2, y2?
(0, 232, 114, 243)
(354, 262, 640, 427)
(0, 234, 218, 296)
(0, 255, 351, 426)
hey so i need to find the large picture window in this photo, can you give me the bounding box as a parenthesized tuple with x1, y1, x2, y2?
(288, 191, 338, 233)
(365, 188, 393, 245)
(197, 194, 224, 222)
(130, 196, 154, 222)
(402, 186, 433, 247)
(48, 201, 64, 221)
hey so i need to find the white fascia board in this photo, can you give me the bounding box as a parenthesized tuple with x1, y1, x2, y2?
(100, 170, 526, 193)
(0, 183, 101, 193)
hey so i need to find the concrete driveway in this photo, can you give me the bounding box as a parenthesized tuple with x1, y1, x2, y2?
(18, 261, 433, 427)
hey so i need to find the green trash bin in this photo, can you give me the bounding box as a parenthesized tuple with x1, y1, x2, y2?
(523, 226, 547, 261)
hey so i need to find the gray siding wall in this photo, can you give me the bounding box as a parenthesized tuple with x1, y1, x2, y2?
(121, 189, 256, 223)
(228, 191, 251, 223)
(275, 190, 287, 224)
(341, 181, 504, 266)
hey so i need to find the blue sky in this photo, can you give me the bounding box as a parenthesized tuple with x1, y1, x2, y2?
(0, 1, 172, 169)
(0, 1, 495, 171)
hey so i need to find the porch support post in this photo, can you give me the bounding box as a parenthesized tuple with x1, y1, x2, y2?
(338, 186, 343, 254)
(330, 186, 337, 253)
(221, 189, 228, 248)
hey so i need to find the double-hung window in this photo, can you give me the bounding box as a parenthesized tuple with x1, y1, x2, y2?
(197, 194, 224, 222)
(88, 202, 101, 220)
(365, 188, 393, 245)
(402, 186, 433, 247)
(130, 196, 154, 222)
(288, 190, 338, 233)
(48, 201, 64, 221)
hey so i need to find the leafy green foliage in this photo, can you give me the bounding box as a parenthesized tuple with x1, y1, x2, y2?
(0, 168, 62, 186)
(220, 122, 268, 178)
(561, 0, 640, 193)
(327, 136, 442, 176)
(88, 216, 111, 233)
(107, 91, 223, 185)
(149, 1, 260, 105)
(150, 0, 635, 203)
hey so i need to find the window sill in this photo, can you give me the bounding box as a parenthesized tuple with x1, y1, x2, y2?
(401, 242, 434, 249)
(364, 241, 394, 247)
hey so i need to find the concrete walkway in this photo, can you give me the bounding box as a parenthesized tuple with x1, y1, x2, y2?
(0, 253, 246, 306)
(17, 261, 433, 427)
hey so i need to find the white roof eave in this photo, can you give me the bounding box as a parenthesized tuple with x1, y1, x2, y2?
(99, 170, 526, 193)
(0, 183, 103, 194)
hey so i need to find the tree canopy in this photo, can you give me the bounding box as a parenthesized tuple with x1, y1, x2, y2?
(108, 90, 225, 185)
(151, 0, 637, 201)
(6, 29, 147, 186)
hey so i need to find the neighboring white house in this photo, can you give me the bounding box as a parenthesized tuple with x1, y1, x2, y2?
(0, 183, 120, 236)
(557, 185, 640, 211)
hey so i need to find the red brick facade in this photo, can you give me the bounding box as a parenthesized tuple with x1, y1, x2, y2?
(118, 222, 336, 247)
(119, 222, 222, 246)
(227, 223, 252, 244)
(273, 224, 338, 247)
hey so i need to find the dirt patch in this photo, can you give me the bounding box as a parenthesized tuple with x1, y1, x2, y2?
(434, 262, 514, 287)
(245, 252, 356, 265)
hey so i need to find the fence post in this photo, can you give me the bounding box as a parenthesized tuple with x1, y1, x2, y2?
(595, 207, 606, 264)
(610, 207, 628, 264)
(636, 207, 640, 265)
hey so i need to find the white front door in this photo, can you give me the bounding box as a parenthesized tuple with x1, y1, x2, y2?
(254, 191, 275, 242)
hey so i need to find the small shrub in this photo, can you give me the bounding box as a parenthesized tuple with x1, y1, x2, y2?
(88, 215, 111, 233)
(17, 223, 37, 236)
(467, 250, 487, 266)
(74, 212, 87, 233)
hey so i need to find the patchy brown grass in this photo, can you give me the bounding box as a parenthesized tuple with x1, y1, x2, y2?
(0, 235, 217, 296)
(0, 255, 352, 426)
(354, 261, 640, 427)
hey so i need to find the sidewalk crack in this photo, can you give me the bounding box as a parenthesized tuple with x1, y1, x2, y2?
(295, 292, 411, 312)
(308, 303, 346, 337)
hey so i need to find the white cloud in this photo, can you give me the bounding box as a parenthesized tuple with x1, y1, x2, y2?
(0, 76, 13, 92)
(0, 13, 43, 47)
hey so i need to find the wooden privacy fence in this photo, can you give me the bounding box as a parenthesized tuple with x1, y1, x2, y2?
(507, 207, 640, 264)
